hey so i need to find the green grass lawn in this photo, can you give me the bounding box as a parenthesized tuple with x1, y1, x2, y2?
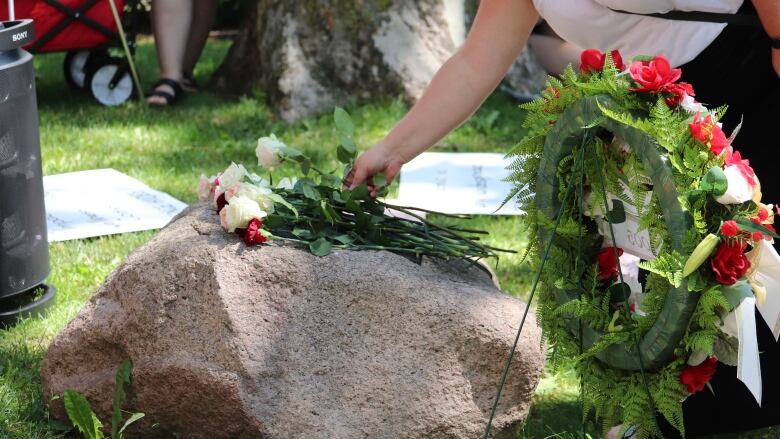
(0, 39, 776, 439)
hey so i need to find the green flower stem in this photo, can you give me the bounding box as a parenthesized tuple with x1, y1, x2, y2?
(379, 201, 472, 219)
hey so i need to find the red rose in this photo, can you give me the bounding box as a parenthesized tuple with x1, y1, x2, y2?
(629, 55, 682, 92)
(665, 82, 694, 108)
(688, 113, 730, 156)
(710, 241, 751, 285)
(216, 193, 227, 213)
(720, 220, 740, 237)
(725, 151, 756, 187)
(612, 51, 627, 71)
(243, 218, 267, 246)
(597, 247, 624, 281)
(680, 357, 718, 394)
(580, 49, 625, 73)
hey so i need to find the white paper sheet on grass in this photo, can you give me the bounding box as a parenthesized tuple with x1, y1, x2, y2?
(44, 169, 187, 242)
(395, 152, 522, 215)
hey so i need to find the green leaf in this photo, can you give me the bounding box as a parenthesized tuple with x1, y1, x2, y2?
(334, 234, 354, 245)
(309, 238, 333, 257)
(632, 54, 655, 62)
(298, 180, 321, 201)
(263, 214, 286, 229)
(701, 167, 728, 196)
(333, 107, 354, 136)
(278, 146, 303, 159)
(64, 390, 103, 439)
(344, 199, 361, 214)
(347, 185, 369, 201)
(321, 200, 339, 225)
(292, 228, 314, 239)
(337, 144, 356, 164)
(319, 173, 342, 189)
(111, 360, 132, 439)
(338, 134, 357, 154)
(117, 413, 145, 438)
(331, 191, 346, 204)
(267, 193, 298, 218)
(606, 199, 626, 224)
(606, 282, 632, 304)
(735, 217, 780, 239)
(300, 159, 311, 175)
(721, 280, 753, 309)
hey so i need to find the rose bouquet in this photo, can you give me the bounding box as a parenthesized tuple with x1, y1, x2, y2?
(502, 49, 780, 437)
(198, 108, 509, 262)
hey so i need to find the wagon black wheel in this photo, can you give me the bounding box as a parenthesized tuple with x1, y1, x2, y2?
(63, 48, 108, 90)
(84, 57, 135, 107)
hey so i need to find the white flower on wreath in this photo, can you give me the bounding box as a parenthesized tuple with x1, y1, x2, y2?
(680, 94, 708, 114)
(219, 195, 268, 233)
(216, 162, 248, 197)
(225, 182, 276, 213)
(256, 134, 286, 170)
(716, 165, 754, 205)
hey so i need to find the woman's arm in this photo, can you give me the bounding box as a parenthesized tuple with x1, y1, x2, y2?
(346, 0, 539, 192)
(752, 0, 780, 76)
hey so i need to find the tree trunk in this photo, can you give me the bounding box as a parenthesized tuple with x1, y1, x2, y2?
(212, 0, 546, 121)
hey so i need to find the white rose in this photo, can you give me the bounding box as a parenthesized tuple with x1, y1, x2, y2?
(197, 175, 213, 202)
(225, 182, 275, 213)
(216, 162, 248, 196)
(220, 195, 267, 232)
(256, 134, 286, 169)
(716, 165, 754, 205)
(681, 94, 708, 114)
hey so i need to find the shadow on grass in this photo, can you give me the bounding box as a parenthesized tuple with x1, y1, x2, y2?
(518, 398, 585, 439)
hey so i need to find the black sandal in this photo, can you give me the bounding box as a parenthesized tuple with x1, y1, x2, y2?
(181, 72, 201, 93)
(147, 78, 183, 106)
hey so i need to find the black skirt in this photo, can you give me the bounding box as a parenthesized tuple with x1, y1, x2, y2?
(657, 2, 780, 437)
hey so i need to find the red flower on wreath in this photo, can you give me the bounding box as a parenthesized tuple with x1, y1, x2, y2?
(243, 218, 267, 246)
(629, 55, 681, 92)
(689, 113, 730, 156)
(665, 81, 694, 108)
(580, 49, 625, 73)
(680, 357, 718, 394)
(720, 220, 740, 238)
(597, 247, 624, 281)
(711, 241, 751, 285)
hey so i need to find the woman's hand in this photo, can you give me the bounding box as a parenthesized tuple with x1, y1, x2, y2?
(343, 0, 538, 197)
(773, 48, 780, 78)
(345, 142, 405, 197)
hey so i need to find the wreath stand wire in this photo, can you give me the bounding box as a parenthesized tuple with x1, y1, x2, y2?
(483, 132, 662, 438)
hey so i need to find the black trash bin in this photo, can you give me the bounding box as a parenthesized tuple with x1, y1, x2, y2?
(0, 19, 55, 327)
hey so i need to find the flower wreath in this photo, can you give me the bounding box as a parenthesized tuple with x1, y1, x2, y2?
(506, 49, 780, 437)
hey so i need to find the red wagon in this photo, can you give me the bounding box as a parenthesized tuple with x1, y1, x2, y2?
(0, 0, 140, 106)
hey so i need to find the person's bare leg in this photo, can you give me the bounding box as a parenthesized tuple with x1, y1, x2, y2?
(148, 0, 193, 105)
(182, 0, 217, 82)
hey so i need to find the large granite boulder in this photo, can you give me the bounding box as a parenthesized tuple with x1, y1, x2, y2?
(41, 203, 544, 438)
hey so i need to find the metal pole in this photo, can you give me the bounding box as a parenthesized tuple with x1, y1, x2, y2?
(107, 0, 144, 102)
(8, 0, 15, 20)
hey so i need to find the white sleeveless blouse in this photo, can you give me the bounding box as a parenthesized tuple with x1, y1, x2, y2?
(532, 0, 744, 67)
